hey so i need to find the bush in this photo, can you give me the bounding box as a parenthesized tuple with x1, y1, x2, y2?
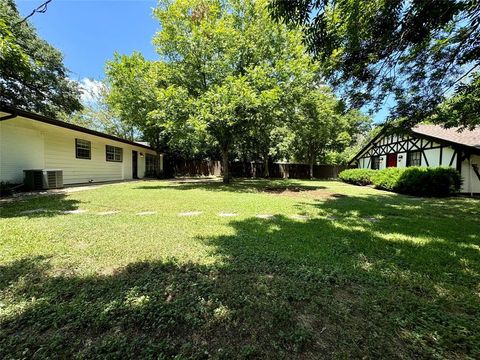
(338, 168, 376, 186)
(394, 167, 461, 197)
(372, 167, 404, 191)
(339, 167, 461, 197)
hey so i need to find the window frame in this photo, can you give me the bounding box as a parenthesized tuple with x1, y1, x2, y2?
(75, 138, 91, 160)
(371, 156, 380, 170)
(407, 150, 422, 167)
(106, 145, 123, 162)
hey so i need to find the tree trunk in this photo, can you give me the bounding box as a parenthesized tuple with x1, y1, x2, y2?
(263, 152, 269, 178)
(221, 146, 230, 184)
(309, 155, 315, 179)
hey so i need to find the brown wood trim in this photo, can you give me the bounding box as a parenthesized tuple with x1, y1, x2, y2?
(422, 150, 430, 166)
(449, 150, 457, 167)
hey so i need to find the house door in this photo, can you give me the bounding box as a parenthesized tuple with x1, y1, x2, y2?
(132, 150, 138, 179)
(386, 153, 397, 168)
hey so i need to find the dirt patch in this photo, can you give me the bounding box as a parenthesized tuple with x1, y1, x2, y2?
(262, 186, 347, 200)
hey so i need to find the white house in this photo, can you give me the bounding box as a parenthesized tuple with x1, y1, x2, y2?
(0, 106, 162, 186)
(350, 124, 480, 194)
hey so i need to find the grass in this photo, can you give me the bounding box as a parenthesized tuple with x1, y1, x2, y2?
(0, 178, 479, 359)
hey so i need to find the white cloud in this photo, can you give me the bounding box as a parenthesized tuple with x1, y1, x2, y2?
(79, 78, 105, 104)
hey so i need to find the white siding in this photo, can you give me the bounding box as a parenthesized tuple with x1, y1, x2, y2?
(0, 121, 45, 183)
(461, 154, 480, 194)
(0, 117, 156, 185)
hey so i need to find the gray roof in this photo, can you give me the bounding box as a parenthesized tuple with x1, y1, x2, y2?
(412, 124, 480, 150)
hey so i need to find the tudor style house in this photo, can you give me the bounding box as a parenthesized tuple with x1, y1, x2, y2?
(0, 105, 162, 187)
(350, 124, 480, 194)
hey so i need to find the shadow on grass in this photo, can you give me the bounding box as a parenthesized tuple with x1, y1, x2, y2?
(1, 195, 479, 358)
(134, 178, 327, 194)
(0, 194, 81, 219)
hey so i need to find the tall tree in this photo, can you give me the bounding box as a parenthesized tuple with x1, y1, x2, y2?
(289, 88, 370, 177)
(61, 80, 138, 140)
(105, 0, 319, 183)
(0, 0, 82, 116)
(269, 0, 480, 129)
(196, 76, 257, 182)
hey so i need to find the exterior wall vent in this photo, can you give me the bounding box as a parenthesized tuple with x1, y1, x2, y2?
(24, 170, 64, 190)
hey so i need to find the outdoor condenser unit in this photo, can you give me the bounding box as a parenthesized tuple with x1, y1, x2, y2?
(24, 169, 64, 190)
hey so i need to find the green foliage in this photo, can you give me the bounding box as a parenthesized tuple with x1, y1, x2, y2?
(338, 168, 376, 186)
(339, 167, 462, 197)
(269, 0, 480, 129)
(60, 81, 137, 141)
(371, 167, 405, 191)
(432, 72, 480, 130)
(0, 0, 82, 116)
(394, 167, 462, 197)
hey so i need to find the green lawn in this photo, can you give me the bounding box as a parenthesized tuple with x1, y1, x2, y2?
(1, 179, 479, 359)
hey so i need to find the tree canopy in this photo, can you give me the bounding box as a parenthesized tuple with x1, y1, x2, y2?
(105, 0, 371, 181)
(269, 0, 480, 129)
(0, 0, 82, 116)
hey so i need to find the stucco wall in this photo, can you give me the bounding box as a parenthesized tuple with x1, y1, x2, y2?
(0, 117, 156, 185)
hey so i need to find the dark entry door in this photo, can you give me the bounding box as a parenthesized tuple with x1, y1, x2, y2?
(386, 153, 397, 168)
(132, 150, 138, 179)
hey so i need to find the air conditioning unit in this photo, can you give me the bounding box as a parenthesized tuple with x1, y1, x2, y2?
(24, 169, 64, 190)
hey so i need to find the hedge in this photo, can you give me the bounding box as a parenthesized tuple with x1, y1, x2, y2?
(339, 166, 461, 197)
(338, 169, 376, 186)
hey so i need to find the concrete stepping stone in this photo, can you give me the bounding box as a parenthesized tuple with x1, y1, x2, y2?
(178, 211, 202, 217)
(20, 208, 46, 214)
(256, 214, 274, 219)
(327, 216, 338, 220)
(218, 212, 238, 217)
(289, 214, 309, 220)
(137, 211, 156, 216)
(97, 210, 119, 216)
(62, 209, 87, 214)
(364, 217, 379, 222)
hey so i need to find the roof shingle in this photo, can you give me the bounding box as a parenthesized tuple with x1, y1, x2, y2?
(412, 124, 480, 150)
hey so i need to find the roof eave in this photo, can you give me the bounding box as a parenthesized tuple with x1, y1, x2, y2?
(0, 105, 155, 151)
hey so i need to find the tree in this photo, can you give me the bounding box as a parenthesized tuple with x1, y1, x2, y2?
(61, 80, 139, 140)
(432, 72, 480, 130)
(0, 0, 82, 116)
(289, 88, 370, 177)
(269, 0, 480, 129)
(195, 76, 257, 182)
(156, 0, 320, 182)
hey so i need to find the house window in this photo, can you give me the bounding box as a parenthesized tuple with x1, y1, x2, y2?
(75, 139, 91, 159)
(371, 156, 380, 170)
(106, 145, 123, 162)
(145, 153, 158, 177)
(407, 151, 422, 166)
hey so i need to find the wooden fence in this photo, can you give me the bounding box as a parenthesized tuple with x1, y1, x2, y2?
(172, 160, 350, 179)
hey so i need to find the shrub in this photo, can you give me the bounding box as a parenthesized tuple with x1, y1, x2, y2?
(394, 167, 461, 197)
(372, 167, 404, 191)
(339, 166, 461, 197)
(338, 169, 376, 186)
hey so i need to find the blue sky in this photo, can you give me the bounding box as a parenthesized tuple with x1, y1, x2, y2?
(16, 0, 387, 122)
(16, 0, 159, 80)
